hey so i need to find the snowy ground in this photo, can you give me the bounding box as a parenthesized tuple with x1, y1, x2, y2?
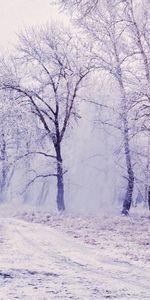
(0, 205, 150, 299)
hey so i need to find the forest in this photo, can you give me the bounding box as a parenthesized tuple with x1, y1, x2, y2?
(0, 0, 150, 216)
(1, 1, 150, 299)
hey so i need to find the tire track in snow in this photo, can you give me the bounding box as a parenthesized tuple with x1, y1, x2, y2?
(0, 218, 149, 299)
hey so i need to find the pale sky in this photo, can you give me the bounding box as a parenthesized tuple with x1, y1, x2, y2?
(0, 0, 65, 50)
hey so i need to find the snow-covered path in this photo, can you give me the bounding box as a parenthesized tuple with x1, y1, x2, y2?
(0, 218, 149, 300)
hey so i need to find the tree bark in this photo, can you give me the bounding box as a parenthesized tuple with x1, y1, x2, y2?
(112, 41, 134, 215)
(148, 186, 150, 210)
(119, 88, 134, 215)
(55, 143, 65, 212)
(121, 122, 134, 215)
(0, 133, 7, 197)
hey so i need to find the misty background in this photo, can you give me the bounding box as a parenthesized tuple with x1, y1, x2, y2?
(0, 0, 146, 214)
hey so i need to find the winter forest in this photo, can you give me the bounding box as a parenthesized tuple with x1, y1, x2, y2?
(0, 1, 150, 299)
(0, 0, 150, 215)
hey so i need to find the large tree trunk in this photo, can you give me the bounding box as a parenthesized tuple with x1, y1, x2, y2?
(119, 87, 134, 215)
(117, 74, 134, 215)
(55, 143, 65, 212)
(121, 121, 134, 215)
(112, 37, 135, 215)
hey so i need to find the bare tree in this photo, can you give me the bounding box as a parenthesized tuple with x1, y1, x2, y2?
(55, 0, 99, 15)
(122, 0, 150, 207)
(57, 0, 136, 214)
(0, 91, 30, 201)
(0, 24, 91, 211)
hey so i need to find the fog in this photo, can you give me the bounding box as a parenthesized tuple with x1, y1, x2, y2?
(6, 73, 124, 214)
(0, 0, 143, 215)
(0, 1, 65, 49)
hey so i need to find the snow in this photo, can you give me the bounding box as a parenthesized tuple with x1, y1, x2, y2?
(0, 206, 150, 299)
